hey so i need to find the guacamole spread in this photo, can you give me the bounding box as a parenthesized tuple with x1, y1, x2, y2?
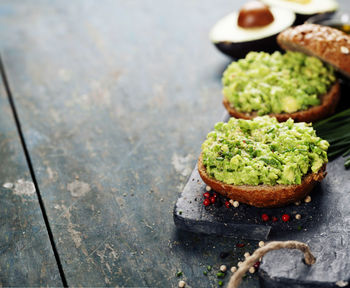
(201, 116, 329, 186)
(222, 51, 336, 115)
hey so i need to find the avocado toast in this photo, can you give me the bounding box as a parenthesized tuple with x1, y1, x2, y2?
(222, 51, 340, 122)
(198, 117, 328, 207)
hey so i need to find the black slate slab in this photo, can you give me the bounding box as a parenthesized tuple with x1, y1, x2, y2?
(174, 136, 350, 287)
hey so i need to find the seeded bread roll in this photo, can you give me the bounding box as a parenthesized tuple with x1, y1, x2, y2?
(198, 154, 326, 208)
(223, 81, 340, 122)
(277, 24, 350, 78)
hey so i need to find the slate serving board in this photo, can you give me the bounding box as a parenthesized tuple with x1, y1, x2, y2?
(174, 104, 350, 286)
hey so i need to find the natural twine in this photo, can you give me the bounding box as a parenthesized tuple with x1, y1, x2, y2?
(227, 240, 316, 288)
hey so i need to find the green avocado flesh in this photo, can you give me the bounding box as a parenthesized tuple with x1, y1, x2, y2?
(201, 117, 329, 186)
(222, 51, 336, 115)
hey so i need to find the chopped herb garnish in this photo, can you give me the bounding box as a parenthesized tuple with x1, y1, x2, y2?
(176, 271, 183, 277)
(207, 265, 212, 271)
(216, 272, 225, 278)
(218, 280, 223, 286)
(203, 271, 208, 276)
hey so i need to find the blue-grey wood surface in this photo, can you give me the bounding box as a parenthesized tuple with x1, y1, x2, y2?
(0, 0, 348, 287)
(0, 66, 62, 285)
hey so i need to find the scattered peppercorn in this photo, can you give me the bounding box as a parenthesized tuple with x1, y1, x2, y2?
(206, 185, 212, 192)
(282, 214, 290, 222)
(261, 214, 269, 222)
(225, 201, 230, 208)
(230, 266, 237, 273)
(203, 192, 210, 198)
(295, 214, 301, 220)
(203, 198, 211, 206)
(178, 280, 186, 288)
(253, 261, 260, 269)
(258, 241, 265, 248)
(220, 265, 227, 272)
(304, 195, 311, 203)
(249, 267, 255, 274)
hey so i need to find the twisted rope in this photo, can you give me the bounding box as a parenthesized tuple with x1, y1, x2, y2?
(227, 240, 316, 288)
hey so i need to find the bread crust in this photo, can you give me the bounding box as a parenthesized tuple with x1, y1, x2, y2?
(198, 154, 326, 207)
(277, 24, 350, 78)
(223, 81, 340, 122)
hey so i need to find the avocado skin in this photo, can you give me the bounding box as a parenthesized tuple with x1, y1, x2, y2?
(214, 34, 283, 59)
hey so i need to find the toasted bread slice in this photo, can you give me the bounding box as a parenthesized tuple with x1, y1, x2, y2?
(223, 81, 340, 122)
(198, 154, 326, 207)
(277, 24, 350, 79)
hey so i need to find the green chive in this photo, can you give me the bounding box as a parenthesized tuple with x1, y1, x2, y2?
(207, 265, 212, 271)
(345, 157, 350, 169)
(203, 271, 208, 276)
(217, 272, 225, 278)
(218, 280, 223, 286)
(314, 108, 350, 168)
(176, 271, 182, 277)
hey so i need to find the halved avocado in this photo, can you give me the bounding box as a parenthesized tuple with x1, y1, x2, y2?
(261, 0, 338, 24)
(210, 7, 295, 59)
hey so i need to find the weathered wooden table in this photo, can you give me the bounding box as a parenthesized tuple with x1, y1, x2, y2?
(0, 1, 347, 287)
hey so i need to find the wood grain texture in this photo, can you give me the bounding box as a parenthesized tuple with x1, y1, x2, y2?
(0, 0, 347, 287)
(0, 70, 61, 285)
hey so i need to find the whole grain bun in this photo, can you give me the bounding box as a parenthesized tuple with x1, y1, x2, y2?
(277, 24, 350, 78)
(198, 154, 326, 207)
(223, 81, 340, 122)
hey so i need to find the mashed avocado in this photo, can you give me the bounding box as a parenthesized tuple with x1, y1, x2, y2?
(222, 51, 335, 115)
(201, 117, 329, 186)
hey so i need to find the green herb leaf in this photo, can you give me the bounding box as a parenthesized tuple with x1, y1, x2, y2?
(314, 108, 350, 169)
(345, 157, 350, 169)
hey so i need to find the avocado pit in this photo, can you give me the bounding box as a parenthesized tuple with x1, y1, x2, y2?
(238, 1, 275, 28)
